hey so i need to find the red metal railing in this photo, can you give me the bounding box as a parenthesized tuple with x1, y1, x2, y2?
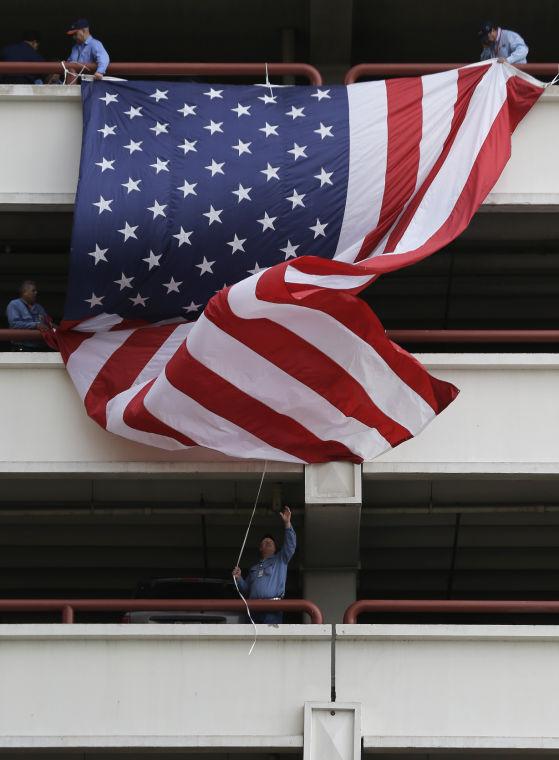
(2, 328, 559, 346)
(0, 598, 324, 624)
(343, 599, 559, 624)
(0, 61, 322, 85)
(345, 62, 559, 84)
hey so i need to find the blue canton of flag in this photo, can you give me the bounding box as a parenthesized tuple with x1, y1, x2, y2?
(65, 79, 349, 323)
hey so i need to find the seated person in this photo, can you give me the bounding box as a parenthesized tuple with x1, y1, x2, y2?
(6, 280, 51, 350)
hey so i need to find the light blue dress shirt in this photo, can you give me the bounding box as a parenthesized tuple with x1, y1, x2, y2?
(237, 526, 296, 600)
(480, 28, 528, 64)
(6, 298, 48, 348)
(68, 35, 110, 74)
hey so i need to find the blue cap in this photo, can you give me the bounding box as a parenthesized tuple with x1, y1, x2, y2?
(66, 18, 89, 34)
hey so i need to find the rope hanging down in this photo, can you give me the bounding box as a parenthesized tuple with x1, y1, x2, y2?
(233, 461, 268, 655)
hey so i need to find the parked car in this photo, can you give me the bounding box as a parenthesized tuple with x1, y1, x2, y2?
(122, 577, 245, 624)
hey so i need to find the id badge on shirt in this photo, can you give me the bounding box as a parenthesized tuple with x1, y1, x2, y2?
(257, 568, 264, 578)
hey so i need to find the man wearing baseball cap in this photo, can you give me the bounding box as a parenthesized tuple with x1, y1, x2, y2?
(478, 21, 528, 65)
(66, 18, 110, 80)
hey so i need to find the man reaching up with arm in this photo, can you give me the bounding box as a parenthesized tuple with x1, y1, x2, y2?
(232, 506, 296, 624)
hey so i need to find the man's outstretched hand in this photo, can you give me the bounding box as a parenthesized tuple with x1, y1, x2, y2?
(279, 506, 292, 528)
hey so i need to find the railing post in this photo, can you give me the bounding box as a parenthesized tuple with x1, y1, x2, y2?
(61, 605, 74, 624)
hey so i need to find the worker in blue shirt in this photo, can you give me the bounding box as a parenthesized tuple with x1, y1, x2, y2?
(479, 21, 528, 65)
(6, 280, 50, 350)
(233, 506, 296, 624)
(66, 18, 110, 79)
(1, 31, 45, 84)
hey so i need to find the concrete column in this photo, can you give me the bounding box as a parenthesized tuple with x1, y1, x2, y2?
(304, 463, 362, 623)
(309, 0, 354, 83)
(304, 702, 361, 760)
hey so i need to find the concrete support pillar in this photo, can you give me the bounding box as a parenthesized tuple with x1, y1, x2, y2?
(304, 702, 361, 760)
(309, 0, 354, 83)
(304, 463, 362, 623)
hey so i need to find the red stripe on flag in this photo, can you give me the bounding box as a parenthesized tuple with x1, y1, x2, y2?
(122, 378, 197, 447)
(204, 288, 412, 447)
(358, 73, 543, 273)
(165, 343, 361, 463)
(354, 76, 423, 262)
(255, 265, 459, 414)
(381, 64, 493, 256)
(84, 323, 179, 428)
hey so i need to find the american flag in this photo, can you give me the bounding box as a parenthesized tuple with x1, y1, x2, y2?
(55, 62, 542, 463)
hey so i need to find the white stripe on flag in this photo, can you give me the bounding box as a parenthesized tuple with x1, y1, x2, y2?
(144, 371, 305, 463)
(393, 63, 508, 253)
(285, 266, 373, 290)
(228, 273, 436, 434)
(189, 313, 391, 460)
(134, 323, 193, 386)
(334, 80, 388, 263)
(106, 381, 189, 451)
(66, 329, 135, 400)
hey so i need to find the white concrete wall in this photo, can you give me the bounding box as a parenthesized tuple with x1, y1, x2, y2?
(0, 354, 301, 476)
(0, 84, 557, 209)
(0, 625, 331, 750)
(1, 353, 557, 476)
(336, 624, 559, 752)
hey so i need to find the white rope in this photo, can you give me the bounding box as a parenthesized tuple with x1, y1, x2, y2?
(545, 68, 559, 88)
(61, 60, 87, 85)
(233, 460, 267, 655)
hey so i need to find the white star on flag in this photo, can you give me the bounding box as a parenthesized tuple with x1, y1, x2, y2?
(124, 105, 142, 119)
(183, 301, 202, 313)
(205, 159, 225, 176)
(314, 122, 334, 139)
(85, 292, 104, 308)
(88, 244, 109, 265)
(92, 195, 113, 214)
(287, 143, 307, 160)
(123, 139, 143, 154)
(177, 179, 197, 197)
(231, 103, 251, 117)
(257, 212, 277, 231)
(285, 106, 305, 119)
(163, 277, 182, 294)
(173, 227, 193, 246)
(203, 206, 223, 225)
(309, 218, 328, 238)
(232, 139, 252, 156)
(149, 121, 169, 135)
(261, 163, 280, 181)
(177, 103, 197, 117)
(232, 183, 252, 203)
(204, 88, 223, 99)
(98, 124, 116, 138)
(204, 120, 224, 135)
(286, 189, 306, 209)
(99, 92, 118, 105)
(280, 240, 299, 259)
(130, 292, 149, 306)
(150, 89, 168, 102)
(114, 273, 134, 290)
(118, 222, 138, 241)
(314, 167, 334, 186)
(227, 234, 246, 253)
(142, 250, 162, 270)
(95, 157, 115, 172)
(150, 157, 170, 173)
(196, 256, 215, 275)
(178, 138, 197, 154)
(247, 262, 263, 275)
(122, 177, 142, 194)
(147, 200, 167, 219)
(258, 93, 277, 105)
(259, 122, 279, 137)
(311, 88, 331, 101)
